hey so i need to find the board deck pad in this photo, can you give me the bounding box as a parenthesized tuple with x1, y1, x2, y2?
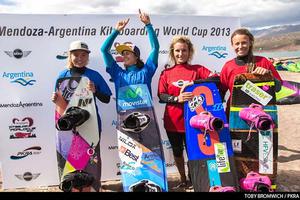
(117, 84, 168, 192)
(184, 82, 238, 192)
(229, 73, 278, 184)
(55, 76, 100, 192)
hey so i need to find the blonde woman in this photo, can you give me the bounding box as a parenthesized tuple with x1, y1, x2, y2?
(157, 36, 217, 190)
(51, 40, 112, 192)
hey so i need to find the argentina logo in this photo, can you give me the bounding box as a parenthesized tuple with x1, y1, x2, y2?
(202, 45, 228, 59)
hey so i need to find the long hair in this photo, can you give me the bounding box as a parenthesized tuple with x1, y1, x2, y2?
(168, 35, 195, 66)
(135, 57, 144, 69)
(231, 28, 256, 72)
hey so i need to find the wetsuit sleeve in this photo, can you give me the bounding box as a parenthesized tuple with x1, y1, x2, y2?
(158, 93, 178, 103)
(157, 70, 167, 95)
(157, 70, 178, 103)
(95, 91, 111, 104)
(146, 24, 159, 65)
(145, 24, 159, 76)
(54, 70, 69, 91)
(219, 63, 230, 100)
(199, 66, 214, 79)
(100, 29, 119, 68)
(94, 74, 112, 104)
(100, 29, 123, 81)
(194, 65, 217, 80)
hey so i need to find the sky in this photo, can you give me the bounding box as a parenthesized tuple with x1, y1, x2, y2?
(0, 0, 300, 29)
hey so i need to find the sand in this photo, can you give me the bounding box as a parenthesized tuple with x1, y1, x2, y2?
(1, 71, 300, 192)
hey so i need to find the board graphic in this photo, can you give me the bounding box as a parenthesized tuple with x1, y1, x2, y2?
(55, 76, 101, 192)
(116, 84, 168, 192)
(184, 82, 238, 192)
(229, 73, 278, 192)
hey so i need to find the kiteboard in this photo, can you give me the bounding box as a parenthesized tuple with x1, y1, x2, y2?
(54, 76, 101, 192)
(116, 84, 168, 192)
(276, 80, 300, 105)
(229, 73, 278, 192)
(184, 82, 238, 192)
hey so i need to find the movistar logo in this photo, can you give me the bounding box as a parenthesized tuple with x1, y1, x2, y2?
(118, 84, 151, 111)
(126, 87, 142, 99)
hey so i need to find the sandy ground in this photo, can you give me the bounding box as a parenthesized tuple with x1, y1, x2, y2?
(1, 71, 300, 192)
(273, 71, 300, 192)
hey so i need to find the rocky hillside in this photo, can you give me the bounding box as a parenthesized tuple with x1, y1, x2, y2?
(252, 24, 300, 52)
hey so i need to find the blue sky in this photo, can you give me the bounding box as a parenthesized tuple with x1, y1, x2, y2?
(0, 0, 299, 29)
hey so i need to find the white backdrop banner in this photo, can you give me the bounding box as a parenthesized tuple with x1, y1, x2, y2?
(0, 14, 240, 189)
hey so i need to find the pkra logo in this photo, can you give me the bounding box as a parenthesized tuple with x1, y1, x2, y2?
(4, 49, 31, 59)
(10, 146, 42, 160)
(9, 117, 36, 139)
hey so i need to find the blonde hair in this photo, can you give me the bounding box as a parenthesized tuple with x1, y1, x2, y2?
(66, 51, 89, 69)
(169, 35, 195, 65)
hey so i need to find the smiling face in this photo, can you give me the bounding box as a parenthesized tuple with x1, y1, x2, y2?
(231, 34, 252, 57)
(122, 50, 138, 67)
(173, 42, 190, 65)
(70, 50, 89, 68)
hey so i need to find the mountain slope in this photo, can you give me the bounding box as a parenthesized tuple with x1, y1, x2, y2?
(252, 24, 300, 52)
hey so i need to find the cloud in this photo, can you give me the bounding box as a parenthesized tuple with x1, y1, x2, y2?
(0, 0, 300, 28)
(236, 0, 300, 28)
(0, 0, 14, 5)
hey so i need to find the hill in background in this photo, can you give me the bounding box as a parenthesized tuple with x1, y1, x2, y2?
(252, 24, 300, 52)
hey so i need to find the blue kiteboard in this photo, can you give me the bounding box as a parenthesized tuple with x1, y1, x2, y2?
(184, 82, 238, 192)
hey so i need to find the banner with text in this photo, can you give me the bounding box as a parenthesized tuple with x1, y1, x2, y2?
(0, 14, 240, 189)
